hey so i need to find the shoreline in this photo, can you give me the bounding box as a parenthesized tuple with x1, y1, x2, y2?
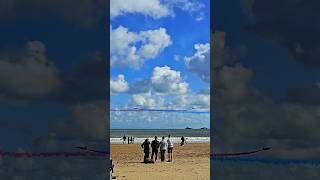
(110, 137, 210, 144)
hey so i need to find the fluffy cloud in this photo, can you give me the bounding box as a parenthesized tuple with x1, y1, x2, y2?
(53, 102, 107, 140)
(110, 74, 129, 94)
(172, 93, 210, 109)
(212, 31, 320, 159)
(110, 25, 172, 69)
(110, 0, 170, 19)
(151, 66, 188, 94)
(184, 43, 210, 82)
(163, 0, 205, 14)
(110, 0, 205, 20)
(129, 90, 210, 110)
(0, 0, 105, 27)
(246, 0, 320, 67)
(111, 93, 210, 128)
(213, 31, 247, 68)
(0, 41, 60, 103)
(215, 64, 254, 103)
(131, 91, 165, 107)
(111, 108, 209, 129)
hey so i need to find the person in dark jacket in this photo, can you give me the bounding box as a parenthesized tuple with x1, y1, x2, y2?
(181, 136, 185, 146)
(141, 138, 150, 161)
(151, 136, 160, 161)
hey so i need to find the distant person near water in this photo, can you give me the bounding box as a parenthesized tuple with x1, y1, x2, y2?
(159, 136, 167, 162)
(167, 134, 174, 162)
(141, 138, 151, 161)
(130, 136, 133, 144)
(181, 136, 185, 146)
(151, 136, 160, 161)
(122, 135, 126, 144)
(128, 136, 130, 144)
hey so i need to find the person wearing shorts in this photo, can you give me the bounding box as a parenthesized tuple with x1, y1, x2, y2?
(167, 134, 174, 162)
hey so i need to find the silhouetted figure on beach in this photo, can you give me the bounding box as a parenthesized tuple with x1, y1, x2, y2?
(181, 136, 185, 146)
(167, 134, 174, 162)
(159, 136, 167, 162)
(128, 136, 130, 144)
(141, 138, 150, 161)
(130, 136, 133, 144)
(122, 136, 126, 144)
(151, 136, 160, 161)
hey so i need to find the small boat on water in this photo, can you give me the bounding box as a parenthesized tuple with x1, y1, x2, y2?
(185, 127, 192, 129)
(200, 127, 208, 130)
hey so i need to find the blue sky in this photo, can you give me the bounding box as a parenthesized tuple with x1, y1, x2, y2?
(110, 0, 210, 129)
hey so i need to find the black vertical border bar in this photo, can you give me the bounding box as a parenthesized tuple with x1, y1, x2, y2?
(106, 0, 111, 177)
(210, 0, 214, 179)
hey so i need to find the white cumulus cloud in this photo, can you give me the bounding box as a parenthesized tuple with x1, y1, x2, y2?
(173, 93, 210, 109)
(110, 25, 172, 69)
(110, 74, 129, 94)
(184, 43, 210, 82)
(110, 0, 171, 19)
(131, 91, 165, 107)
(110, 0, 205, 20)
(151, 66, 188, 94)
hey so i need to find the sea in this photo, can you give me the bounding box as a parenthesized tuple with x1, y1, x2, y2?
(110, 129, 210, 144)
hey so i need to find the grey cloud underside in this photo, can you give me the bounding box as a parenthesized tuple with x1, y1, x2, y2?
(0, 41, 60, 103)
(57, 56, 108, 104)
(128, 79, 151, 94)
(0, 40, 108, 178)
(0, 0, 105, 27)
(184, 43, 210, 82)
(213, 31, 247, 68)
(286, 83, 320, 105)
(51, 101, 107, 140)
(0, 41, 107, 105)
(247, 0, 320, 67)
(213, 31, 320, 159)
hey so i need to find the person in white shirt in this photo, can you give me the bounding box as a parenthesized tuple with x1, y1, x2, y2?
(167, 134, 174, 162)
(159, 136, 167, 162)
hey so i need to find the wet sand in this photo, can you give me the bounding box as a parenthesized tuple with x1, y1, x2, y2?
(110, 143, 210, 180)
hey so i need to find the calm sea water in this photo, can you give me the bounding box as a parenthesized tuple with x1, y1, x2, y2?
(110, 129, 210, 144)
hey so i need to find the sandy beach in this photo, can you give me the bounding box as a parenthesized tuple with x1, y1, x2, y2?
(111, 143, 210, 180)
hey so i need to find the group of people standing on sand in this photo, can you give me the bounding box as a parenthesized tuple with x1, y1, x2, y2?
(122, 135, 134, 144)
(141, 134, 175, 163)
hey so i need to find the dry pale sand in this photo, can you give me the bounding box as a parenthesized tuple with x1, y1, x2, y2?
(111, 143, 210, 180)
